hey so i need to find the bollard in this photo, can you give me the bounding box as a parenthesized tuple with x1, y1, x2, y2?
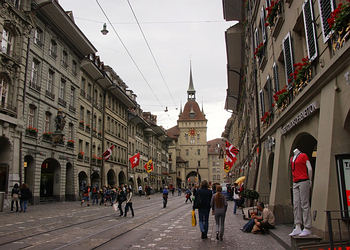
(0, 192, 4, 212)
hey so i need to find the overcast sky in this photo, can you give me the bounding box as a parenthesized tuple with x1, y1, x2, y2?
(59, 0, 235, 140)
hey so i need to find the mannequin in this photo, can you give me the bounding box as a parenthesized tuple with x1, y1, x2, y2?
(289, 148, 313, 237)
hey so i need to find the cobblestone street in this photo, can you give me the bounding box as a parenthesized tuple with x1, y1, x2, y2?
(0, 194, 285, 250)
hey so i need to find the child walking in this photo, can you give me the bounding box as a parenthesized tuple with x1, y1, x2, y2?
(210, 185, 228, 241)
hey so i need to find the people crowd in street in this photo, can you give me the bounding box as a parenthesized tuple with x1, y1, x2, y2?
(10, 183, 32, 213)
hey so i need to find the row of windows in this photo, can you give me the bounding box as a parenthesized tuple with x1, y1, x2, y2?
(106, 141, 128, 164)
(79, 106, 102, 132)
(254, 0, 335, 118)
(29, 58, 76, 108)
(33, 28, 78, 75)
(78, 140, 102, 159)
(106, 116, 127, 140)
(106, 93, 127, 120)
(185, 149, 201, 156)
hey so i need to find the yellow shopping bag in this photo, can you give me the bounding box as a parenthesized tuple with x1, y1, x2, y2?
(191, 209, 197, 227)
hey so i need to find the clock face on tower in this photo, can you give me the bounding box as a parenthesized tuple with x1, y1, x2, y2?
(189, 128, 196, 136)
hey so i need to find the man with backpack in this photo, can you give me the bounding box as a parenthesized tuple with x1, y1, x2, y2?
(92, 186, 98, 205)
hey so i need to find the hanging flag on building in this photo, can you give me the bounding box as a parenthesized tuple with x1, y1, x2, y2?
(144, 159, 154, 173)
(224, 156, 234, 173)
(225, 141, 239, 161)
(102, 145, 115, 161)
(129, 153, 140, 168)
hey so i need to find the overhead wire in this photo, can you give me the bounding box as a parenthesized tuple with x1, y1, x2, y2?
(95, 0, 164, 109)
(126, 0, 176, 107)
(75, 17, 226, 24)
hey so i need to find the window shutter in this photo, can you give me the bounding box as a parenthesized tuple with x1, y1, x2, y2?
(260, 7, 267, 43)
(266, 0, 271, 8)
(303, 0, 318, 61)
(318, 0, 335, 43)
(282, 33, 294, 86)
(259, 90, 265, 116)
(254, 28, 259, 49)
(273, 62, 280, 92)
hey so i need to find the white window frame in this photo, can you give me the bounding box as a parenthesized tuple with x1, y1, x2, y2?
(303, 0, 318, 61)
(59, 79, 65, 99)
(28, 106, 35, 127)
(1, 28, 14, 56)
(0, 76, 8, 107)
(318, 0, 335, 43)
(44, 113, 50, 132)
(47, 70, 54, 93)
(282, 32, 294, 86)
(70, 87, 75, 106)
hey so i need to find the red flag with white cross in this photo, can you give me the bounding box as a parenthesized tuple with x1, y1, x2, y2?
(129, 153, 140, 168)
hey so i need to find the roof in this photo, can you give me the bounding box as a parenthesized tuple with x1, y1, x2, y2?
(207, 138, 225, 155)
(179, 100, 206, 121)
(167, 125, 180, 139)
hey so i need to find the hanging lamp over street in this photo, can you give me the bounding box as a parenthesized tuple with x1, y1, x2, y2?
(101, 23, 109, 35)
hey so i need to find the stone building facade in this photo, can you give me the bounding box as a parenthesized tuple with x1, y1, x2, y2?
(223, 0, 350, 238)
(207, 138, 225, 185)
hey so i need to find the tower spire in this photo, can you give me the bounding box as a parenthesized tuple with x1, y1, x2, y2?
(187, 62, 196, 101)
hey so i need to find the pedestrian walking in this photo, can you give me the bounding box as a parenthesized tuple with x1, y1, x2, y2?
(11, 183, 20, 212)
(185, 188, 192, 203)
(232, 183, 240, 214)
(91, 186, 99, 205)
(124, 188, 134, 217)
(138, 185, 143, 197)
(171, 186, 175, 196)
(81, 186, 90, 207)
(193, 180, 212, 239)
(211, 185, 228, 241)
(178, 187, 182, 196)
(19, 183, 32, 213)
(162, 186, 169, 208)
(117, 187, 126, 216)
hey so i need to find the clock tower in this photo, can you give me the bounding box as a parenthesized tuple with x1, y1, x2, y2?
(177, 65, 208, 186)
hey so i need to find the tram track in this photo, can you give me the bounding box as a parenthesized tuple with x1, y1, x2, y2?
(53, 200, 186, 250)
(0, 196, 180, 248)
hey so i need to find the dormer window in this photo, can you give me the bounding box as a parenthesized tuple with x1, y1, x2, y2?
(10, 0, 21, 9)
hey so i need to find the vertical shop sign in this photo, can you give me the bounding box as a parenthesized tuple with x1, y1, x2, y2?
(336, 154, 350, 219)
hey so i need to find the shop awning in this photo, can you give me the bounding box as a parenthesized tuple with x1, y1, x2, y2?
(225, 23, 243, 112)
(222, 0, 243, 22)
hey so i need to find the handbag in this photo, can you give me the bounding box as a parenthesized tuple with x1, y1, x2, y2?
(191, 209, 197, 227)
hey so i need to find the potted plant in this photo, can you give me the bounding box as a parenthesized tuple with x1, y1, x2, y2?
(273, 86, 289, 109)
(328, 2, 350, 33)
(265, 0, 281, 27)
(254, 42, 265, 59)
(42, 131, 53, 141)
(78, 151, 84, 159)
(67, 139, 75, 148)
(26, 126, 38, 137)
(261, 111, 272, 125)
(289, 56, 312, 91)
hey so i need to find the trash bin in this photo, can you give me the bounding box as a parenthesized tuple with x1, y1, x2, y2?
(0, 192, 4, 212)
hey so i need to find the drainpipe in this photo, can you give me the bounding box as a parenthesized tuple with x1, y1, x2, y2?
(101, 92, 106, 188)
(253, 67, 261, 190)
(20, 36, 31, 185)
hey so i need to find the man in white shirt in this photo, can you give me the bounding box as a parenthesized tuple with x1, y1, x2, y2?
(138, 185, 142, 197)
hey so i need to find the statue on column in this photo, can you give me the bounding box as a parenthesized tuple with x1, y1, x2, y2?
(289, 148, 313, 237)
(55, 109, 66, 132)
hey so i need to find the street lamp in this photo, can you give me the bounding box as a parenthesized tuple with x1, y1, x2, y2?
(101, 23, 109, 35)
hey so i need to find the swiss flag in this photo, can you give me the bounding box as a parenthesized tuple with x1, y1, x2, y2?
(226, 141, 239, 161)
(102, 145, 115, 161)
(129, 153, 140, 168)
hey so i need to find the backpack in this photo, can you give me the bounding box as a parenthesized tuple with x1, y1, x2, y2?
(193, 193, 202, 209)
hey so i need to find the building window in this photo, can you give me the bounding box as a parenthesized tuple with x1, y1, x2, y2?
(79, 139, 83, 152)
(198, 161, 200, 167)
(272, 62, 279, 92)
(30, 59, 40, 88)
(59, 79, 66, 99)
(259, 89, 265, 116)
(318, 0, 335, 43)
(28, 106, 35, 127)
(49, 39, 57, 58)
(190, 138, 195, 144)
(62, 50, 68, 68)
(72, 60, 77, 75)
(70, 87, 75, 107)
(10, 0, 21, 9)
(87, 110, 91, 126)
(186, 149, 189, 156)
(197, 149, 200, 155)
(1, 28, 14, 56)
(85, 142, 90, 157)
(87, 83, 92, 100)
(44, 112, 51, 132)
(303, 0, 318, 61)
(33, 28, 43, 47)
(0, 75, 9, 108)
(80, 106, 84, 122)
(47, 70, 54, 93)
(282, 32, 294, 86)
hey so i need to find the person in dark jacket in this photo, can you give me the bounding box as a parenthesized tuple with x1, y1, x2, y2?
(11, 183, 20, 212)
(194, 180, 212, 239)
(19, 183, 32, 213)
